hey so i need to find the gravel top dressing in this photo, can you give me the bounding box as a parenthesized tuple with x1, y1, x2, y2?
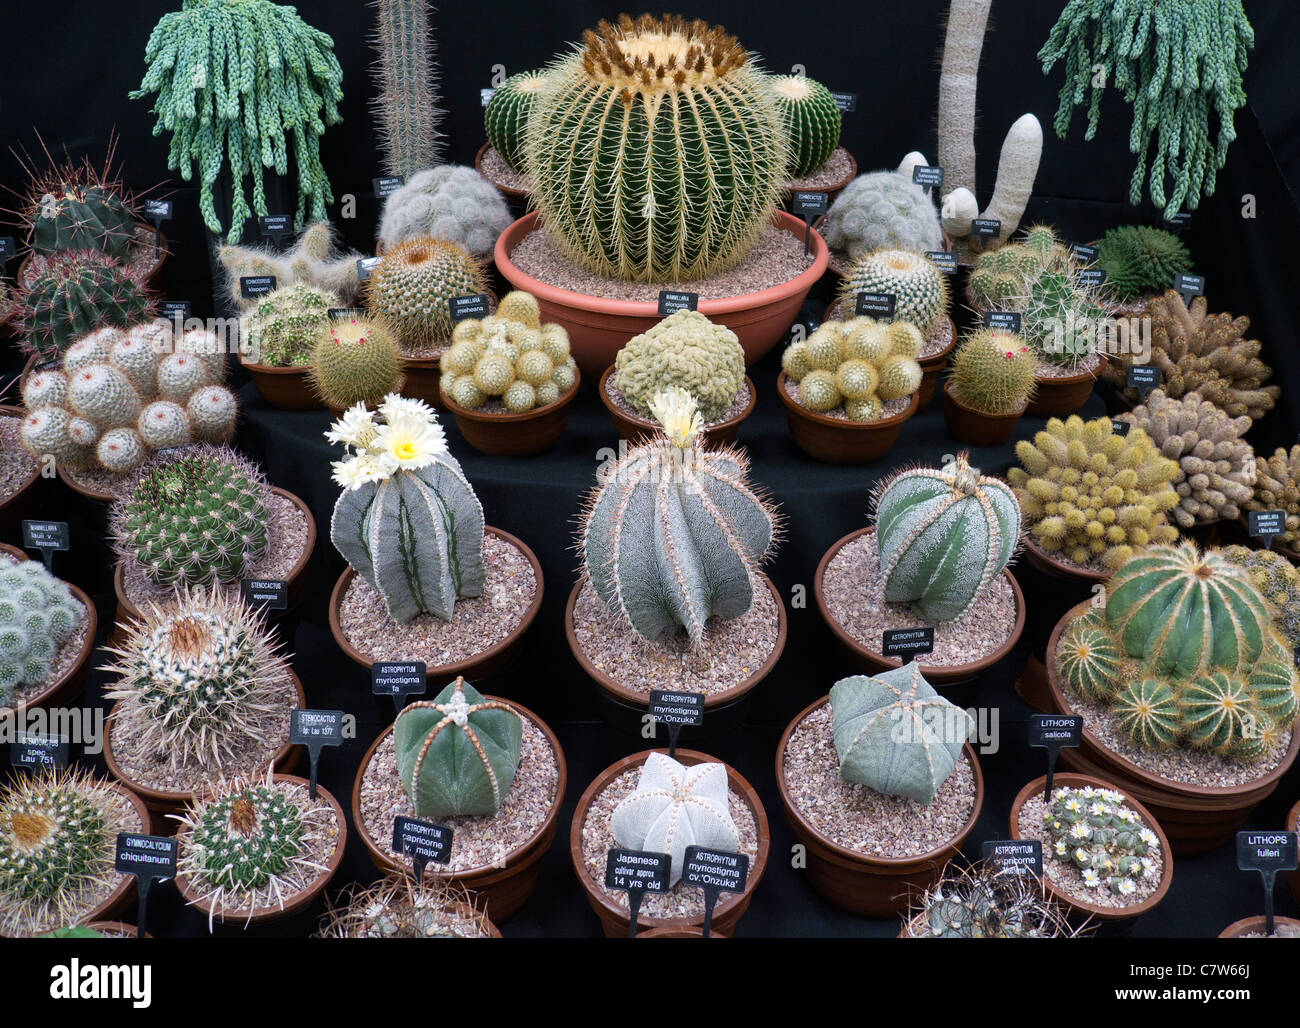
(0, 551, 89, 712)
(782, 376, 910, 422)
(604, 375, 751, 428)
(1035, 349, 1103, 379)
(784, 146, 855, 192)
(821, 533, 1016, 666)
(0, 416, 38, 503)
(479, 145, 530, 194)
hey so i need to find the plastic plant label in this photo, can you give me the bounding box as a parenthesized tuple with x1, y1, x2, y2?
(830, 91, 857, 113)
(682, 846, 749, 938)
(1236, 830, 1298, 937)
(1076, 268, 1106, 288)
(240, 579, 288, 611)
(855, 292, 897, 318)
(371, 661, 427, 713)
(981, 839, 1043, 878)
(791, 191, 829, 218)
(1248, 510, 1287, 549)
(658, 290, 699, 316)
(1164, 210, 1191, 229)
(356, 257, 381, 281)
(649, 689, 705, 758)
(240, 275, 276, 299)
(393, 816, 452, 879)
(1069, 243, 1099, 263)
(160, 300, 191, 323)
(22, 520, 69, 559)
(143, 199, 173, 220)
(911, 165, 944, 190)
(925, 251, 958, 275)
(290, 709, 346, 799)
(115, 833, 178, 939)
(1111, 419, 1131, 437)
(971, 218, 1002, 238)
(0, 237, 16, 260)
(373, 176, 405, 198)
(881, 627, 934, 660)
(1028, 713, 1083, 802)
(328, 308, 366, 321)
(606, 848, 672, 937)
(259, 214, 291, 238)
(983, 311, 1022, 333)
(1174, 272, 1205, 303)
(11, 733, 68, 771)
(1126, 365, 1161, 397)
(448, 294, 491, 322)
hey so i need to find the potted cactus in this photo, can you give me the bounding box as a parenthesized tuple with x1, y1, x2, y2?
(777, 665, 983, 917)
(814, 455, 1025, 684)
(352, 676, 565, 923)
(566, 389, 786, 736)
(821, 167, 946, 273)
(438, 290, 582, 457)
(494, 15, 826, 377)
(218, 222, 365, 316)
(318, 872, 501, 938)
(1244, 445, 1300, 561)
(570, 748, 769, 937)
(777, 317, 924, 465)
(377, 167, 514, 265)
(173, 770, 346, 930)
(1095, 225, 1193, 316)
(899, 860, 1086, 938)
(771, 72, 856, 199)
(0, 404, 43, 540)
(0, 768, 150, 938)
(1044, 542, 1300, 854)
(309, 313, 406, 415)
(239, 281, 340, 410)
(942, 327, 1038, 445)
(600, 309, 754, 448)
(478, 69, 546, 202)
(324, 397, 543, 683)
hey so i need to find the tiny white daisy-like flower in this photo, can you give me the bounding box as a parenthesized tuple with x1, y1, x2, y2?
(1070, 823, 1090, 839)
(1141, 857, 1157, 879)
(1078, 787, 1096, 799)
(372, 410, 447, 470)
(325, 404, 378, 449)
(1055, 840, 1068, 856)
(1139, 828, 1158, 848)
(378, 392, 438, 424)
(1065, 798, 1082, 813)
(1075, 848, 1091, 865)
(1082, 869, 1100, 887)
(1118, 878, 1137, 896)
(1090, 802, 1107, 817)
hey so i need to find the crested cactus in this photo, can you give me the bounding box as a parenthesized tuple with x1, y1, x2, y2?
(247, 283, 339, 368)
(328, 396, 486, 624)
(219, 222, 365, 312)
(16, 251, 152, 362)
(822, 170, 944, 260)
(377, 166, 512, 258)
(0, 559, 84, 706)
(838, 250, 950, 335)
(613, 310, 745, 421)
(948, 329, 1038, 415)
(365, 238, 489, 354)
(309, 315, 404, 409)
(610, 751, 740, 886)
(371, 0, 444, 179)
(393, 677, 523, 819)
(1042, 785, 1160, 897)
(1096, 226, 1193, 303)
(1246, 446, 1300, 549)
(781, 317, 923, 420)
(440, 303, 575, 413)
(580, 387, 777, 644)
(874, 454, 1020, 623)
(830, 664, 973, 804)
(525, 15, 787, 281)
(770, 73, 842, 177)
(484, 70, 547, 172)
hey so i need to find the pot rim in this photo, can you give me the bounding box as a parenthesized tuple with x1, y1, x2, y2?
(776, 370, 920, 432)
(780, 145, 858, 196)
(942, 378, 1029, 421)
(17, 222, 169, 287)
(442, 372, 580, 427)
(0, 405, 42, 503)
(1218, 915, 1300, 938)
(598, 366, 756, 439)
(474, 142, 531, 201)
(1019, 532, 1110, 584)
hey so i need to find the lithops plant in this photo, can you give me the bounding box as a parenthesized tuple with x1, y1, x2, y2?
(610, 751, 740, 886)
(613, 310, 745, 421)
(0, 559, 84, 707)
(838, 249, 951, 336)
(873, 454, 1020, 623)
(246, 282, 339, 367)
(377, 166, 513, 258)
(822, 169, 944, 259)
(580, 386, 777, 644)
(770, 73, 842, 177)
(1042, 785, 1161, 898)
(328, 396, 486, 624)
(484, 70, 547, 172)
(320, 873, 496, 938)
(1246, 446, 1300, 549)
(830, 664, 973, 803)
(947, 329, 1038, 416)
(308, 315, 404, 410)
(365, 237, 490, 354)
(393, 677, 523, 819)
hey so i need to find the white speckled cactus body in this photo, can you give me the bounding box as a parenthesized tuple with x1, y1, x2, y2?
(0, 560, 83, 706)
(822, 170, 944, 260)
(377, 166, 513, 258)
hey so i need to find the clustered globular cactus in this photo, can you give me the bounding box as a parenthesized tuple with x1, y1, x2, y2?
(1020, 268, 1109, 368)
(1007, 415, 1180, 570)
(781, 317, 924, 420)
(394, 677, 524, 819)
(219, 222, 365, 313)
(103, 589, 292, 772)
(0, 769, 129, 937)
(581, 387, 777, 645)
(1122, 389, 1255, 528)
(1096, 226, 1193, 303)
(1223, 546, 1300, 653)
(838, 249, 951, 336)
(328, 396, 486, 624)
(0, 559, 84, 706)
(1246, 446, 1300, 549)
(247, 283, 338, 368)
(613, 310, 745, 421)
(770, 73, 842, 177)
(1043, 785, 1161, 897)
(907, 861, 1081, 938)
(1103, 291, 1279, 421)
(874, 454, 1020, 623)
(822, 170, 944, 260)
(967, 227, 1071, 309)
(830, 664, 973, 804)
(111, 446, 270, 589)
(525, 15, 787, 281)
(16, 251, 152, 363)
(484, 71, 547, 172)
(309, 315, 403, 410)
(20, 321, 237, 475)
(130, 0, 344, 243)
(377, 166, 512, 258)
(365, 238, 489, 355)
(948, 329, 1038, 416)
(1055, 542, 1300, 760)
(320, 873, 495, 938)
(371, 0, 444, 179)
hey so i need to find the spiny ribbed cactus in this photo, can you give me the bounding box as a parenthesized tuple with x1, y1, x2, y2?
(328, 397, 486, 624)
(613, 310, 745, 421)
(771, 73, 842, 177)
(130, 0, 344, 242)
(1112, 679, 1181, 750)
(0, 559, 83, 706)
(1096, 226, 1193, 303)
(1042, 785, 1160, 897)
(103, 589, 291, 772)
(948, 329, 1038, 416)
(1008, 415, 1180, 569)
(365, 238, 489, 353)
(219, 222, 365, 312)
(781, 318, 923, 420)
(377, 166, 512, 258)
(394, 677, 523, 819)
(440, 306, 575, 413)
(830, 664, 973, 804)
(967, 227, 1072, 308)
(839, 250, 950, 335)
(248, 283, 338, 368)
(17, 251, 152, 362)
(371, 0, 444, 179)
(484, 70, 547, 172)
(309, 315, 404, 409)
(581, 387, 777, 644)
(874, 454, 1020, 623)
(1056, 617, 1121, 702)
(822, 170, 944, 260)
(1223, 546, 1300, 654)
(111, 446, 270, 588)
(910, 861, 1079, 938)
(610, 752, 740, 886)
(320, 873, 495, 938)
(1020, 269, 1108, 367)
(525, 15, 787, 281)
(18, 136, 138, 260)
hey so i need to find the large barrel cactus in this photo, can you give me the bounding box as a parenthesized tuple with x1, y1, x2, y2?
(525, 14, 787, 281)
(875, 454, 1020, 623)
(18, 251, 152, 362)
(581, 386, 777, 644)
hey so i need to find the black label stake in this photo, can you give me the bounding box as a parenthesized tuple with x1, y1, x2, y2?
(10, 733, 69, 771)
(393, 816, 453, 882)
(605, 849, 671, 938)
(1174, 273, 1206, 305)
(983, 310, 1022, 334)
(143, 199, 172, 257)
(356, 257, 382, 282)
(372, 661, 427, 716)
(791, 191, 828, 255)
(240, 275, 277, 300)
(1126, 364, 1161, 400)
(289, 709, 345, 799)
(448, 294, 491, 323)
(881, 628, 935, 662)
(259, 214, 291, 250)
(1028, 713, 1083, 803)
(240, 579, 288, 611)
(1248, 510, 1286, 551)
(648, 690, 704, 759)
(981, 839, 1044, 879)
(115, 834, 178, 939)
(911, 165, 944, 196)
(21, 519, 69, 570)
(682, 846, 749, 938)
(855, 292, 897, 319)
(1236, 831, 1298, 937)
(373, 176, 405, 199)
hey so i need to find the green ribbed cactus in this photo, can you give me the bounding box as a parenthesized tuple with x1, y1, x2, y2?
(874, 454, 1020, 623)
(1056, 617, 1121, 703)
(394, 677, 523, 819)
(32, 186, 136, 260)
(111, 447, 270, 588)
(1096, 226, 1193, 303)
(484, 71, 547, 171)
(1021, 269, 1107, 367)
(371, 0, 444, 178)
(1113, 679, 1181, 749)
(0, 560, 83, 706)
(948, 329, 1038, 415)
(839, 250, 950, 335)
(771, 74, 841, 176)
(830, 664, 973, 804)
(613, 310, 745, 421)
(581, 386, 777, 644)
(309, 315, 404, 409)
(366, 238, 489, 353)
(17, 252, 152, 362)
(248, 283, 338, 367)
(525, 15, 787, 281)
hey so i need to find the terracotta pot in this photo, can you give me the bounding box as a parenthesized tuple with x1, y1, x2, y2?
(776, 697, 984, 916)
(916, 317, 957, 412)
(83, 922, 152, 939)
(174, 775, 346, 927)
(1218, 916, 1300, 938)
(781, 146, 858, 206)
(1026, 356, 1105, 418)
(443, 375, 579, 457)
(329, 526, 543, 687)
(942, 381, 1026, 446)
(238, 352, 319, 411)
(400, 354, 445, 410)
(778, 372, 919, 465)
(813, 526, 1026, 685)
(636, 926, 719, 938)
(1019, 534, 1109, 587)
(599, 366, 755, 450)
(0, 543, 98, 713)
(570, 748, 769, 938)
(101, 669, 307, 815)
(494, 211, 829, 379)
(0, 406, 42, 536)
(352, 701, 566, 923)
(1008, 772, 1174, 922)
(1044, 601, 1300, 855)
(474, 142, 531, 204)
(323, 374, 408, 417)
(17, 224, 169, 289)
(1289, 799, 1300, 907)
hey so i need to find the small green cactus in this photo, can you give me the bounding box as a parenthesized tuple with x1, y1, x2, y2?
(781, 318, 923, 421)
(1042, 785, 1160, 898)
(308, 315, 404, 409)
(440, 302, 575, 413)
(366, 238, 489, 353)
(248, 283, 338, 368)
(770, 73, 842, 177)
(1055, 617, 1121, 703)
(17, 251, 152, 363)
(948, 329, 1038, 416)
(613, 310, 745, 421)
(1096, 225, 1193, 303)
(484, 70, 547, 171)
(1021, 269, 1108, 368)
(1113, 679, 1181, 750)
(910, 861, 1082, 938)
(0, 559, 84, 706)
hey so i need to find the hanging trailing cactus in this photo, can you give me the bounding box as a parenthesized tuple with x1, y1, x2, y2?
(130, 0, 345, 243)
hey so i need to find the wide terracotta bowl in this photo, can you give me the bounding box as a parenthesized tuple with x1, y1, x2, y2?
(778, 373, 919, 465)
(599, 366, 756, 450)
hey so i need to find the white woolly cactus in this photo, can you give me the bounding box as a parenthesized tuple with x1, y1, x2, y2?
(218, 221, 364, 312)
(378, 166, 513, 258)
(822, 169, 944, 260)
(0, 558, 83, 706)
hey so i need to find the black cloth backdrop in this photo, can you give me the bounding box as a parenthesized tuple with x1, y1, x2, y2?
(1, 1, 1299, 938)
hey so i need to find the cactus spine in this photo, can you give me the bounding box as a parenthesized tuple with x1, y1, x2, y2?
(948, 329, 1037, 415)
(839, 250, 950, 336)
(484, 71, 547, 171)
(0, 559, 84, 706)
(371, 0, 444, 178)
(309, 315, 404, 409)
(365, 238, 489, 353)
(17, 252, 152, 362)
(770, 74, 842, 177)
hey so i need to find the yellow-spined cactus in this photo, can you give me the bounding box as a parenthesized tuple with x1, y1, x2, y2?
(780, 316, 922, 421)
